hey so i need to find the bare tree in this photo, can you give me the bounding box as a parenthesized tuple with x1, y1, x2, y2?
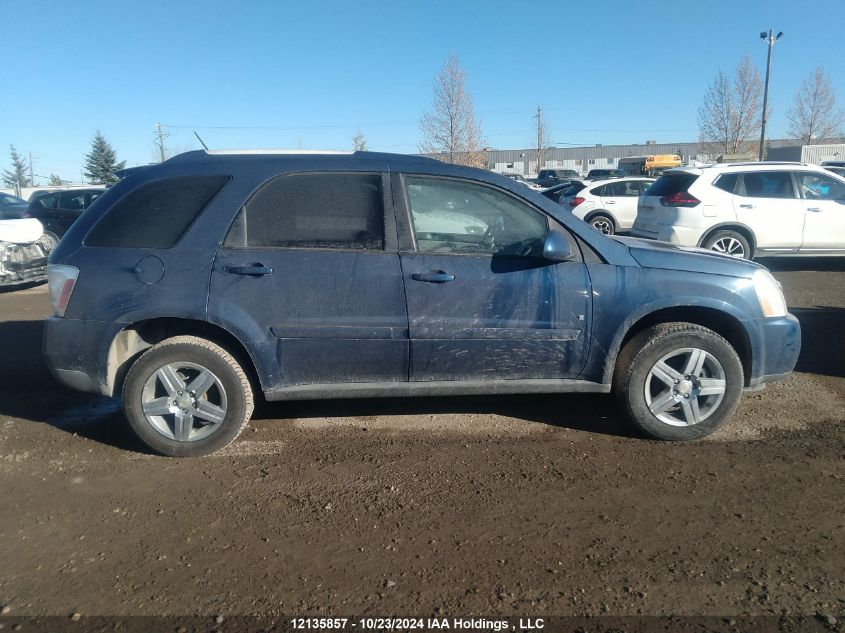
(419, 53, 486, 167)
(787, 67, 843, 143)
(698, 55, 763, 158)
(352, 129, 368, 151)
(534, 105, 550, 172)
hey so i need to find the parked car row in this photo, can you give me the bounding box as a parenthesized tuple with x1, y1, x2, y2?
(631, 162, 845, 259)
(0, 188, 105, 249)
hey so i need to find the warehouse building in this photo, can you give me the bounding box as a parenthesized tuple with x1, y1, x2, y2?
(486, 138, 845, 176)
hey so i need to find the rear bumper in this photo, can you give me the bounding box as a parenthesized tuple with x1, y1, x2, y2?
(43, 316, 125, 396)
(631, 224, 705, 246)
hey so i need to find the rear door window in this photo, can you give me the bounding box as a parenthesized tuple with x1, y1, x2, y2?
(224, 173, 384, 250)
(737, 172, 796, 199)
(85, 175, 231, 248)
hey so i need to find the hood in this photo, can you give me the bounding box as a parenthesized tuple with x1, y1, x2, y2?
(613, 236, 762, 279)
(0, 218, 44, 245)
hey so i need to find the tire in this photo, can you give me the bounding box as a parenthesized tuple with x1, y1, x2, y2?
(122, 336, 254, 457)
(703, 230, 751, 260)
(613, 323, 744, 441)
(587, 213, 615, 235)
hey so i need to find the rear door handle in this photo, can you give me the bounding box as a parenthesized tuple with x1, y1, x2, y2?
(411, 271, 455, 283)
(739, 204, 755, 209)
(227, 264, 274, 276)
(807, 207, 823, 212)
(606, 200, 616, 204)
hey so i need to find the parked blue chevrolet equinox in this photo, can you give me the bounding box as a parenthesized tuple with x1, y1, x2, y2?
(43, 151, 801, 456)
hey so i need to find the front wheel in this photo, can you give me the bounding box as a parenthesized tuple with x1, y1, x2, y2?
(122, 336, 254, 456)
(613, 323, 744, 440)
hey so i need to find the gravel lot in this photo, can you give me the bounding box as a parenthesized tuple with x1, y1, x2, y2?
(0, 259, 842, 622)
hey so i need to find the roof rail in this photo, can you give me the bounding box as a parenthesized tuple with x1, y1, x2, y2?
(205, 149, 354, 155)
(719, 161, 809, 167)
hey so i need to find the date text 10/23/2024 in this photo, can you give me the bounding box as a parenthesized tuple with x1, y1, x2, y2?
(291, 618, 546, 631)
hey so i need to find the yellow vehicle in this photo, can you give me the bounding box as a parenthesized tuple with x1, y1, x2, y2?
(618, 154, 682, 177)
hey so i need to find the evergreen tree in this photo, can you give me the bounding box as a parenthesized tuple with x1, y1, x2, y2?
(83, 131, 126, 184)
(49, 174, 65, 186)
(2, 145, 31, 188)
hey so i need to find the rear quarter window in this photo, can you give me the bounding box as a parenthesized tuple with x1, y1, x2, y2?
(84, 175, 231, 248)
(644, 174, 698, 196)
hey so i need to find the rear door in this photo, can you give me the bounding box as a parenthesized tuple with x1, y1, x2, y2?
(395, 173, 590, 382)
(732, 171, 804, 251)
(796, 171, 845, 252)
(599, 180, 644, 230)
(209, 172, 409, 389)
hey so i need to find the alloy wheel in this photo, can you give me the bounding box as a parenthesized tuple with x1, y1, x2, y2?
(710, 237, 745, 258)
(140, 362, 228, 442)
(644, 347, 727, 427)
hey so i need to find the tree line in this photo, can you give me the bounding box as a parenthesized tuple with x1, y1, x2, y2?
(2, 131, 126, 189)
(698, 58, 843, 159)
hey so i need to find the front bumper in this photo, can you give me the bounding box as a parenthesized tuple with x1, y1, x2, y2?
(43, 316, 126, 396)
(0, 246, 48, 286)
(748, 314, 801, 387)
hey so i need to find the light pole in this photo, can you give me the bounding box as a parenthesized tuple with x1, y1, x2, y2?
(758, 29, 783, 161)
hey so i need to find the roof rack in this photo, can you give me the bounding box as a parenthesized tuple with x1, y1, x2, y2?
(205, 149, 354, 155)
(718, 161, 809, 167)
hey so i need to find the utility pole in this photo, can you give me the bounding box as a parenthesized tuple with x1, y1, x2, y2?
(758, 29, 783, 161)
(29, 152, 34, 186)
(155, 123, 168, 162)
(534, 105, 544, 173)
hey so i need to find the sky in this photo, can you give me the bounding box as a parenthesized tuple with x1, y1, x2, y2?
(2, 0, 844, 183)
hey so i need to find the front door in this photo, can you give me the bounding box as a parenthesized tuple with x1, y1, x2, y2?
(209, 171, 408, 389)
(395, 174, 591, 382)
(795, 171, 845, 253)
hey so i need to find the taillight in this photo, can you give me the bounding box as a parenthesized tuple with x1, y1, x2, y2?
(47, 264, 79, 317)
(660, 191, 700, 207)
(570, 196, 585, 208)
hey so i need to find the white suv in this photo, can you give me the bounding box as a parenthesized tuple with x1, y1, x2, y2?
(564, 177, 655, 235)
(631, 162, 845, 259)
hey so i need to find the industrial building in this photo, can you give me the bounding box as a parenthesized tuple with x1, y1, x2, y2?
(486, 138, 845, 177)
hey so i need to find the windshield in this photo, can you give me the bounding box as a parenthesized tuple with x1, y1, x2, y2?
(0, 193, 26, 206)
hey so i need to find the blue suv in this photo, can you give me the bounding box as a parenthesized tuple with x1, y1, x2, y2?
(43, 150, 801, 456)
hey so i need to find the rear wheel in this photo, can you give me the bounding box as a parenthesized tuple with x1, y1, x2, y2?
(703, 230, 751, 260)
(588, 213, 615, 235)
(122, 336, 254, 457)
(613, 323, 744, 441)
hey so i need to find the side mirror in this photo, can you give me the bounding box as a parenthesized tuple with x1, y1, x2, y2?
(543, 229, 575, 262)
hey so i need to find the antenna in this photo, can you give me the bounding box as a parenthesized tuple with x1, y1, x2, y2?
(193, 131, 209, 150)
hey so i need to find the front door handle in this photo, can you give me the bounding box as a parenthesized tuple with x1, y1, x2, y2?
(739, 204, 755, 209)
(411, 271, 455, 283)
(807, 207, 823, 212)
(227, 264, 274, 276)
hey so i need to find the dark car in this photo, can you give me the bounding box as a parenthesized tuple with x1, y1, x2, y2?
(0, 192, 30, 219)
(537, 168, 580, 187)
(20, 189, 106, 246)
(44, 150, 800, 456)
(586, 168, 625, 180)
(540, 180, 587, 204)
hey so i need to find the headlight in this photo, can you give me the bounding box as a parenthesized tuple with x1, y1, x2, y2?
(752, 269, 787, 318)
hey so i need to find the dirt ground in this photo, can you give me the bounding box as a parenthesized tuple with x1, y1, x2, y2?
(0, 259, 842, 624)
